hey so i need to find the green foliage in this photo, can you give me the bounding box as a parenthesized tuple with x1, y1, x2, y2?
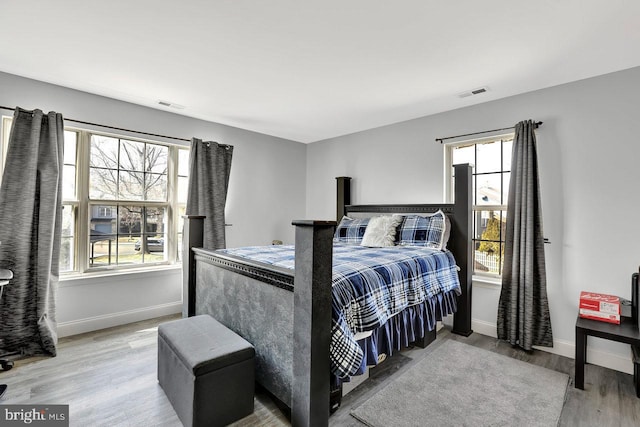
(478, 216, 503, 254)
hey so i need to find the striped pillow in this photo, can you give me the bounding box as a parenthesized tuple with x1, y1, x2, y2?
(397, 211, 450, 250)
(334, 216, 370, 244)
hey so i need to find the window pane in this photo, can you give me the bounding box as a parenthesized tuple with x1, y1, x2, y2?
(502, 139, 513, 171)
(118, 234, 143, 266)
(178, 149, 189, 176)
(89, 208, 116, 266)
(90, 168, 118, 199)
(141, 233, 166, 263)
(63, 131, 77, 165)
(63, 165, 76, 199)
(139, 207, 167, 263)
(476, 173, 502, 205)
(473, 210, 489, 241)
(474, 209, 505, 275)
(177, 176, 188, 203)
(475, 141, 501, 174)
(145, 173, 167, 201)
(145, 207, 166, 235)
(146, 145, 168, 173)
(177, 205, 186, 262)
(452, 145, 474, 166)
(502, 172, 510, 205)
(60, 204, 75, 272)
(62, 205, 75, 237)
(115, 206, 143, 266)
(120, 139, 145, 172)
(118, 206, 142, 238)
(60, 237, 74, 272)
(90, 135, 118, 169)
(119, 171, 145, 200)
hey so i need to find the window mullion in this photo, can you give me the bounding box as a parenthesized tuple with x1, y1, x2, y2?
(76, 131, 91, 273)
(166, 146, 179, 262)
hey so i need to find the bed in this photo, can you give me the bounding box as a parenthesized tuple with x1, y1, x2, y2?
(182, 164, 473, 426)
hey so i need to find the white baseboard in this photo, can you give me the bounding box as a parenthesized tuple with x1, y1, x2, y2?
(471, 318, 634, 375)
(58, 301, 182, 337)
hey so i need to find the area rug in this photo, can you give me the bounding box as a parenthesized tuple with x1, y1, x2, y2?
(350, 340, 569, 427)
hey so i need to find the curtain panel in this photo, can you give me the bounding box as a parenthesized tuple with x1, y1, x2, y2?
(185, 138, 233, 250)
(0, 107, 64, 356)
(497, 119, 553, 350)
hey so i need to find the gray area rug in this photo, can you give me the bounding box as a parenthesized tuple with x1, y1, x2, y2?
(350, 340, 569, 427)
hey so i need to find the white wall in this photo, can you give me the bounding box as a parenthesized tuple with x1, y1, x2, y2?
(307, 66, 640, 374)
(0, 71, 307, 336)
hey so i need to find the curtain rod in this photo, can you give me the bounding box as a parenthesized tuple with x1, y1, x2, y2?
(435, 121, 543, 144)
(0, 105, 231, 148)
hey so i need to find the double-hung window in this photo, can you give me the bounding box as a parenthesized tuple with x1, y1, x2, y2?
(445, 134, 513, 278)
(1, 116, 189, 275)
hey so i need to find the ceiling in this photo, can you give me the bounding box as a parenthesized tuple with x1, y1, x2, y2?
(1, 1, 639, 143)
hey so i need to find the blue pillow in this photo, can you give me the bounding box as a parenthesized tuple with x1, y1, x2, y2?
(397, 211, 450, 250)
(334, 216, 370, 244)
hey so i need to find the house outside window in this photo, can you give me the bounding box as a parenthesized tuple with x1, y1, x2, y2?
(1, 116, 189, 275)
(445, 134, 513, 278)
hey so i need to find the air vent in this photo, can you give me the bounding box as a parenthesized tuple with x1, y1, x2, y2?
(458, 87, 489, 98)
(158, 100, 185, 109)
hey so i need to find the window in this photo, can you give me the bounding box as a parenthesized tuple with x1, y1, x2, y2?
(97, 206, 112, 217)
(446, 134, 513, 277)
(1, 116, 189, 274)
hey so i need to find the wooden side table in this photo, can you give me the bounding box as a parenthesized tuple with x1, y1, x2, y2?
(575, 315, 640, 395)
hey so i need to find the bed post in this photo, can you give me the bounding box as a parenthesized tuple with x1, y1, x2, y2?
(452, 164, 473, 336)
(291, 220, 335, 427)
(336, 177, 351, 221)
(182, 215, 204, 318)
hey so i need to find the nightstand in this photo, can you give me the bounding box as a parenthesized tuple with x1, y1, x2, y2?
(575, 315, 640, 396)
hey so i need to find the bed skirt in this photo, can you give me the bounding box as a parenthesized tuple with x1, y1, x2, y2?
(340, 289, 458, 381)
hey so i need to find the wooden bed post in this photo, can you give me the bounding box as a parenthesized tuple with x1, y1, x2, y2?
(336, 177, 351, 221)
(291, 220, 335, 427)
(452, 164, 473, 336)
(182, 215, 204, 318)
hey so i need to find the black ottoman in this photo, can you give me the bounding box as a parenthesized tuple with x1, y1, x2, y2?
(158, 315, 255, 427)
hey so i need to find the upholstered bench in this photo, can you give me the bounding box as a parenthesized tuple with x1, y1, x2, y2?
(158, 315, 255, 427)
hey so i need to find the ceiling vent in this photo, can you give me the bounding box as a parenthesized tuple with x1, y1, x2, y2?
(158, 100, 185, 109)
(458, 87, 489, 98)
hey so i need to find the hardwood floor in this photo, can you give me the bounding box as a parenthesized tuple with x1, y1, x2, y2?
(1, 315, 638, 426)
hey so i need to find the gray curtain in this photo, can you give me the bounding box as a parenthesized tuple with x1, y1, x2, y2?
(497, 120, 553, 350)
(185, 138, 233, 250)
(0, 107, 64, 357)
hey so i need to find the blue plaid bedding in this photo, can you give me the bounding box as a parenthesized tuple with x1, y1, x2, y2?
(218, 243, 461, 378)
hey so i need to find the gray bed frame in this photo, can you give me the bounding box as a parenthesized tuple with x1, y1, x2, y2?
(182, 164, 472, 427)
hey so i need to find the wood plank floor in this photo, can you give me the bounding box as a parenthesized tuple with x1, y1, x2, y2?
(1, 315, 639, 426)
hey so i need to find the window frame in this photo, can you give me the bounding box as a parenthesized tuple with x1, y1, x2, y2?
(1, 115, 189, 276)
(444, 132, 514, 280)
(79, 129, 188, 273)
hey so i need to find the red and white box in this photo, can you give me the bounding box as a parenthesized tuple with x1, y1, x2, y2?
(579, 291, 621, 324)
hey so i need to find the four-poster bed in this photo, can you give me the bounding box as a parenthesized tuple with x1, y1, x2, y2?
(182, 164, 473, 426)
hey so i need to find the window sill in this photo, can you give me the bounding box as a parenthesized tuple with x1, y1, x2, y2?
(472, 274, 502, 289)
(59, 264, 182, 288)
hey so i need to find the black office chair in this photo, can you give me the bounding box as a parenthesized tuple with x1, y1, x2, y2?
(0, 268, 13, 399)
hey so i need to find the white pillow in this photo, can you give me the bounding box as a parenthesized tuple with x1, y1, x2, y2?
(360, 215, 404, 247)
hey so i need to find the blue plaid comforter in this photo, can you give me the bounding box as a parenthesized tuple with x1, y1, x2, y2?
(218, 243, 461, 378)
